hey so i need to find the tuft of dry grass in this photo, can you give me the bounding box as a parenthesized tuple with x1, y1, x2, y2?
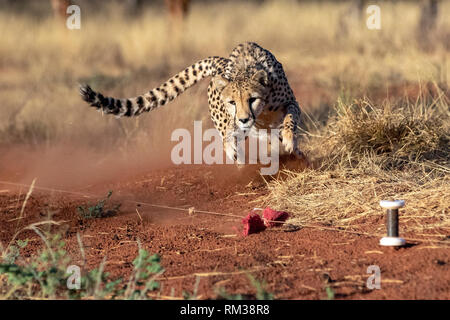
(264, 169, 449, 235)
(263, 87, 449, 236)
(317, 84, 449, 171)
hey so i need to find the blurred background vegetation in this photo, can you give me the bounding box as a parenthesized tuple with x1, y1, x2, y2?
(0, 0, 448, 155)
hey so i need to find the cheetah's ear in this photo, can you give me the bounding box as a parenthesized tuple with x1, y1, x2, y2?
(252, 69, 268, 86)
(212, 76, 229, 90)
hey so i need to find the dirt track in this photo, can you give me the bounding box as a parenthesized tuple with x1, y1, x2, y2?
(1, 160, 449, 300)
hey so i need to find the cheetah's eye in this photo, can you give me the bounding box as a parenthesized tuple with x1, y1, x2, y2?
(228, 100, 236, 106)
(248, 97, 258, 106)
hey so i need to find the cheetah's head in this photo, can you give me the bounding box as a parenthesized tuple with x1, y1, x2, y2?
(213, 69, 270, 132)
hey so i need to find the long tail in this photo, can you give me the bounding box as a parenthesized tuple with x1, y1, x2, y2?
(79, 56, 228, 117)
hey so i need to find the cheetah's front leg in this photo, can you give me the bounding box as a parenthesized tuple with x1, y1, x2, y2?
(207, 80, 239, 162)
(280, 102, 306, 160)
(223, 126, 247, 164)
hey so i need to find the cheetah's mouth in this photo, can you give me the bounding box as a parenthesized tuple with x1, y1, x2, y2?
(237, 120, 255, 133)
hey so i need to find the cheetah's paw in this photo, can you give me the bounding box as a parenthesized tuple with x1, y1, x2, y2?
(281, 129, 297, 154)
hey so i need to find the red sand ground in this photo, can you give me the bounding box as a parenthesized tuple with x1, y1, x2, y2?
(0, 82, 448, 299)
(0, 156, 449, 300)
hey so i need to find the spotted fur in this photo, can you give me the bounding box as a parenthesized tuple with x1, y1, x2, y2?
(79, 42, 305, 160)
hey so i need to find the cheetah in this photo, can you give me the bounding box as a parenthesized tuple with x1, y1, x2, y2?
(79, 42, 306, 162)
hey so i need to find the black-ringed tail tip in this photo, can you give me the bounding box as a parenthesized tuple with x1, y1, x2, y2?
(79, 84, 98, 106)
(79, 83, 139, 117)
(379, 200, 406, 247)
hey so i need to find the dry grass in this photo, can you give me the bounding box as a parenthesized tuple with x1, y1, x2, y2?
(264, 169, 449, 234)
(263, 87, 449, 236)
(314, 85, 449, 171)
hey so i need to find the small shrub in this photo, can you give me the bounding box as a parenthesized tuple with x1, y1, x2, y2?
(125, 249, 164, 300)
(0, 232, 70, 299)
(215, 274, 274, 300)
(0, 230, 163, 300)
(77, 191, 121, 219)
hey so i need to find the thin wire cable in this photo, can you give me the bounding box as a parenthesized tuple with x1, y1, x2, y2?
(0, 180, 448, 245)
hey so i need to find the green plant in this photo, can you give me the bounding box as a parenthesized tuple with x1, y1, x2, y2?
(215, 273, 274, 300)
(214, 287, 244, 300)
(124, 249, 164, 300)
(0, 230, 163, 300)
(72, 266, 124, 300)
(77, 191, 121, 219)
(247, 274, 274, 300)
(324, 286, 335, 300)
(2, 239, 28, 265)
(0, 232, 70, 299)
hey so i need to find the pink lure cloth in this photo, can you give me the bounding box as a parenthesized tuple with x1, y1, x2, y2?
(241, 207, 289, 236)
(262, 207, 289, 227)
(241, 212, 267, 236)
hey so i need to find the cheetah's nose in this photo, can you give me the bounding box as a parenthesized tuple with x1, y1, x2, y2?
(239, 117, 250, 124)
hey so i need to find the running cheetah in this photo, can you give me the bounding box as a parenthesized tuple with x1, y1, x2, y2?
(80, 42, 306, 161)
